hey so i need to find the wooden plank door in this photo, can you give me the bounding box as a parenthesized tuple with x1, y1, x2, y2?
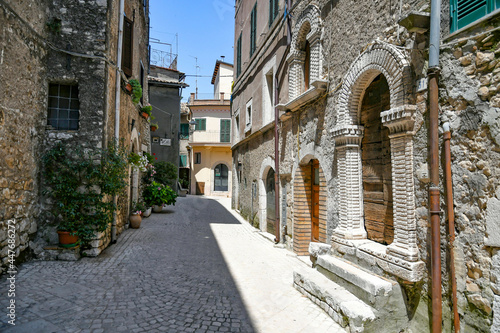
(311, 160, 320, 241)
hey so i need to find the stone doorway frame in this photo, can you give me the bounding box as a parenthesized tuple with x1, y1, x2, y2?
(258, 156, 275, 233)
(330, 42, 424, 282)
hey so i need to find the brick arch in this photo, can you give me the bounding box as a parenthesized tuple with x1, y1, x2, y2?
(293, 155, 327, 255)
(337, 42, 412, 126)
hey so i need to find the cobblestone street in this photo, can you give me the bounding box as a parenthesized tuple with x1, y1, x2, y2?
(1, 196, 344, 333)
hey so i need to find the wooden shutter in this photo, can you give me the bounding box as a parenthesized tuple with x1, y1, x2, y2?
(220, 119, 231, 143)
(236, 34, 242, 77)
(450, 0, 498, 32)
(269, 0, 273, 27)
(250, 3, 257, 56)
(122, 16, 133, 76)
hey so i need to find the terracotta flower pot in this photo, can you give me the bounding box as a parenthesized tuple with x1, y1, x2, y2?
(153, 205, 163, 213)
(150, 126, 158, 132)
(57, 231, 79, 247)
(141, 112, 149, 119)
(125, 83, 133, 94)
(129, 214, 142, 229)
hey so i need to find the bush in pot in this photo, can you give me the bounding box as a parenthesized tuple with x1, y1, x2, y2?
(143, 181, 177, 212)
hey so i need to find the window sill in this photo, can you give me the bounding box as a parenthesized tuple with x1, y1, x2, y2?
(277, 79, 327, 115)
(445, 9, 500, 42)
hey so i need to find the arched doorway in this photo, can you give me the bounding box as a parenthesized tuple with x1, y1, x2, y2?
(214, 164, 228, 192)
(360, 74, 393, 245)
(266, 168, 275, 234)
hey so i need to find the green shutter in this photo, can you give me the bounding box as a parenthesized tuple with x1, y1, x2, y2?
(195, 119, 206, 131)
(269, 0, 273, 27)
(450, 0, 498, 32)
(180, 123, 189, 139)
(237, 34, 242, 77)
(250, 3, 257, 56)
(180, 155, 187, 167)
(220, 119, 231, 143)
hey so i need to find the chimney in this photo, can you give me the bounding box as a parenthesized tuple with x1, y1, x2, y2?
(190, 92, 195, 103)
(220, 92, 225, 101)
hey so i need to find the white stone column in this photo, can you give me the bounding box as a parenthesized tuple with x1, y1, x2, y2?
(287, 50, 306, 100)
(381, 105, 419, 262)
(332, 125, 367, 240)
(308, 31, 321, 83)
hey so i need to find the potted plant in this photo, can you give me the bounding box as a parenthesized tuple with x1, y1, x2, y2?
(143, 181, 177, 213)
(129, 79, 142, 104)
(140, 104, 152, 119)
(129, 201, 144, 228)
(42, 140, 129, 248)
(150, 122, 159, 132)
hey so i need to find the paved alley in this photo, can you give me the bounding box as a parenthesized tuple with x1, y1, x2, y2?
(0, 196, 344, 333)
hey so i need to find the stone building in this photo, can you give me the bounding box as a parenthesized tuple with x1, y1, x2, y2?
(148, 65, 188, 169)
(231, 0, 289, 233)
(0, 0, 150, 271)
(233, 0, 500, 331)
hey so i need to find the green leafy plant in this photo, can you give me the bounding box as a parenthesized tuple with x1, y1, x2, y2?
(142, 181, 177, 206)
(150, 122, 159, 131)
(129, 79, 142, 104)
(131, 201, 146, 215)
(152, 161, 177, 189)
(42, 140, 129, 246)
(140, 104, 152, 116)
(46, 18, 62, 34)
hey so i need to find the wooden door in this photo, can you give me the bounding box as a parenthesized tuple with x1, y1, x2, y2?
(196, 182, 205, 195)
(311, 160, 320, 241)
(266, 169, 275, 235)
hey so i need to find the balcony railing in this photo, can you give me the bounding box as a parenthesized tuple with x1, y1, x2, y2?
(189, 130, 231, 144)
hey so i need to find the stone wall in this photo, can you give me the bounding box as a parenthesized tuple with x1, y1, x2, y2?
(0, 0, 49, 275)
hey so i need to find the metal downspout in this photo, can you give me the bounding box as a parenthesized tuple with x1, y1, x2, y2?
(274, 75, 280, 243)
(429, 0, 442, 331)
(112, 0, 125, 243)
(444, 122, 460, 332)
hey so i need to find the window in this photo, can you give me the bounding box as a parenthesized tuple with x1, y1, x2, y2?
(450, 0, 499, 32)
(245, 99, 253, 131)
(262, 58, 275, 125)
(195, 152, 201, 164)
(250, 3, 257, 57)
(236, 33, 242, 77)
(195, 118, 206, 131)
(304, 40, 311, 92)
(220, 119, 231, 143)
(234, 109, 240, 142)
(140, 61, 145, 104)
(122, 16, 133, 76)
(47, 84, 80, 130)
(180, 155, 188, 167)
(269, 0, 279, 27)
(180, 123, 190, 139)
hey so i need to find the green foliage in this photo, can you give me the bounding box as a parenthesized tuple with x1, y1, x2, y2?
(179, 178, 189, 189)
(143, 152, 154, 164)
(46, 18, 61, 34)
(150, 122, 159, 130)
(131, 201, 146, 214)
(152, 161, 177, 188)
(140, 104, 152, 116)
(42, 140, 129, 245)
(129, 79, 142, 104)
(128, 151, 141, 165)
(142, 181, 177, 206)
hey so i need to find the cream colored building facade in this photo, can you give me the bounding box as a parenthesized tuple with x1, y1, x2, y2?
(187, 61, 233, 197)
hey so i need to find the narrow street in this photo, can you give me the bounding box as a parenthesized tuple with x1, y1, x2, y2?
(0, 196, 344, 333)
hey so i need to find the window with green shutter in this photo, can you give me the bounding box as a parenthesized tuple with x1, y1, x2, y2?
(180, 155, 187, 167)
(450, 0, 499, 32)
(250, 3, 257, 57)
(180, 123, 190, 139)
(220, 119, 231, 143)
(236, 34, 242, 77)
(269, 0, 279, 27)
(195, 118, 206, 131)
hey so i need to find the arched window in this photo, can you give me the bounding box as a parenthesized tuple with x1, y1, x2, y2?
(304, 40, 311, 92)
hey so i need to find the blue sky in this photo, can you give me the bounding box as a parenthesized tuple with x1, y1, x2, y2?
(149, 0, 235, 101)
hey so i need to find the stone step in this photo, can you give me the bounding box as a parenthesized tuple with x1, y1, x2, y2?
(316, 254, 396, 307)
(293, 268, 376, 332)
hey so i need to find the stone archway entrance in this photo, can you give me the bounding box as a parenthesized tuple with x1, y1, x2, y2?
(266, 168, 275, 235)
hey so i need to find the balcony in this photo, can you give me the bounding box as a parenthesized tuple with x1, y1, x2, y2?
(189, 130, 231, 145)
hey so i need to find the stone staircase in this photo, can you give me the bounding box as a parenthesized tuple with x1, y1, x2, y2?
(293, 246, 407, 332)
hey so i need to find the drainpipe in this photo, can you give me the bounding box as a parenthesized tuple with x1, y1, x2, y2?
(112, 0, 125, 243)
(428, 0, 442, 331)
(443, 122, 460, 333)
